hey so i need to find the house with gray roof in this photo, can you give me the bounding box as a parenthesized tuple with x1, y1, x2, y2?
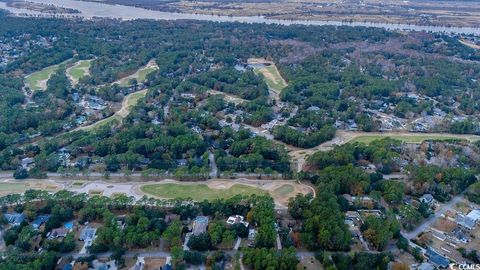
(192, 216, 209, 236)
(4, 213, 25, 226)
(79, 226, 97, 241)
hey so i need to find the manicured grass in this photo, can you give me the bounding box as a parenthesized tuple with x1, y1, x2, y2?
(141, 183, 267, 201)
(68, 60, 91, 80)
(273, 184, 294, 196)
(126, 91, 147, 107)
(137, 67, 157, 83)
(25, 64, 60, 91)
(350, 134, 473, 144)
(82, 114, 121, 131)
(0, 183, 27, 195)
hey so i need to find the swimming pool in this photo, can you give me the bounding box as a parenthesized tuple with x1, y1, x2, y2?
(63, 221, 73, 230)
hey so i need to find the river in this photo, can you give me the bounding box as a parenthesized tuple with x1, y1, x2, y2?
(0, 0, 479, 35)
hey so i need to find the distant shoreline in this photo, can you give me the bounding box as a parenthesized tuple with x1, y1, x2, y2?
(0, 0, 479, 35)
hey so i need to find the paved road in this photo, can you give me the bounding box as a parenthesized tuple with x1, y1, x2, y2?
(404, 192, 465, 239)
(72, 249, 316, 259)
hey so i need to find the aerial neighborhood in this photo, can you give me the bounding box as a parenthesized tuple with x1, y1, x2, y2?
(0, 0, 480, 269)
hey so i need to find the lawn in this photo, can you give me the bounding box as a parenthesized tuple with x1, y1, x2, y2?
(0, 182, 27, 196)
(349, 134, 474, 144)
(273, 184, 294, 197)
(254, 65, 288, 93)
(68, 60, 91, 80)
(141, 183, 267, 201)
(81, 114, 122, 132)
(136, 67, 157, 83)
(25, 64, 60, 91)
(126, 90, 147, 107)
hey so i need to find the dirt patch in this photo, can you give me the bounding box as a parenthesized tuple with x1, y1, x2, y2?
(432, 217, 457, 232)
(144, 258, 166, 270)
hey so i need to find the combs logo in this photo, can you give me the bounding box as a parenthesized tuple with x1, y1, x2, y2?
(449, 263, 480, 270)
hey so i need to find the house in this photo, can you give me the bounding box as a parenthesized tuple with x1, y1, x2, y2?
(450, 227, 469, 243)
(176, 159, 188, 167)
(180, 93, 196, 99)
(420, 194, 434, 205)
(346, 119, 358, 131)
(72, 92, 80, 102)
(466, 209, 480, 224)
(4, 213, 25, 226)
(75, 115, 87, 125)
(79, 226, 97, 241)
(48, 228, 70, 239)
(306, 106, 320, 112)
(345, 219, 355, 227)
(345, 211, 362, 225)
(226, 215, 249, 227)
(21, 157, 34, 169)
(455, 214, 476, 230)
(32, 215, 50, 230)
(248, 229, 257, 241)
(425, 247, 450, 269)
(192, 216, 209, 236)
(91, 260, 116, 270)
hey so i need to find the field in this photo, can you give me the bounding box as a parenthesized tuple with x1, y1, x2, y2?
(140, 180, 314, 207)
(349, 134, 480, 144)
(24, 64, 61, 91)
(67, 59, 92, 84)
(140, 183, 267, 201)
(0, 180, 60, 196)
(0, 182, 27, 196)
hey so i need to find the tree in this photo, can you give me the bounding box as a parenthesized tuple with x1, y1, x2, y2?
(399, 205, 422, 230)
(362, 215, 399, 251)
(171, 244, 184, 266)
(13, 168, 29, 179)
(301, 191, 351, 251)
(162, 221, 182, 247)
(188, 233, 211, 251)
(382, 181, 404, 204)
(184, 251, 205, 265)
(243, 247, 299, 270)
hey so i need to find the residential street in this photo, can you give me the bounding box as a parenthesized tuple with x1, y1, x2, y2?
(404, 192, 466, 239)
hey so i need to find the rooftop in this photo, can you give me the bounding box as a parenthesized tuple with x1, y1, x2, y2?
(193, 216, 209, 236)
(4, 212, 25, 225)
(466, 209, 480, 222)
(456, 214, 476, 230)
(32, 215, 50, 229)
(80, 226, 97, 241)
(426, 247, 449, 268)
